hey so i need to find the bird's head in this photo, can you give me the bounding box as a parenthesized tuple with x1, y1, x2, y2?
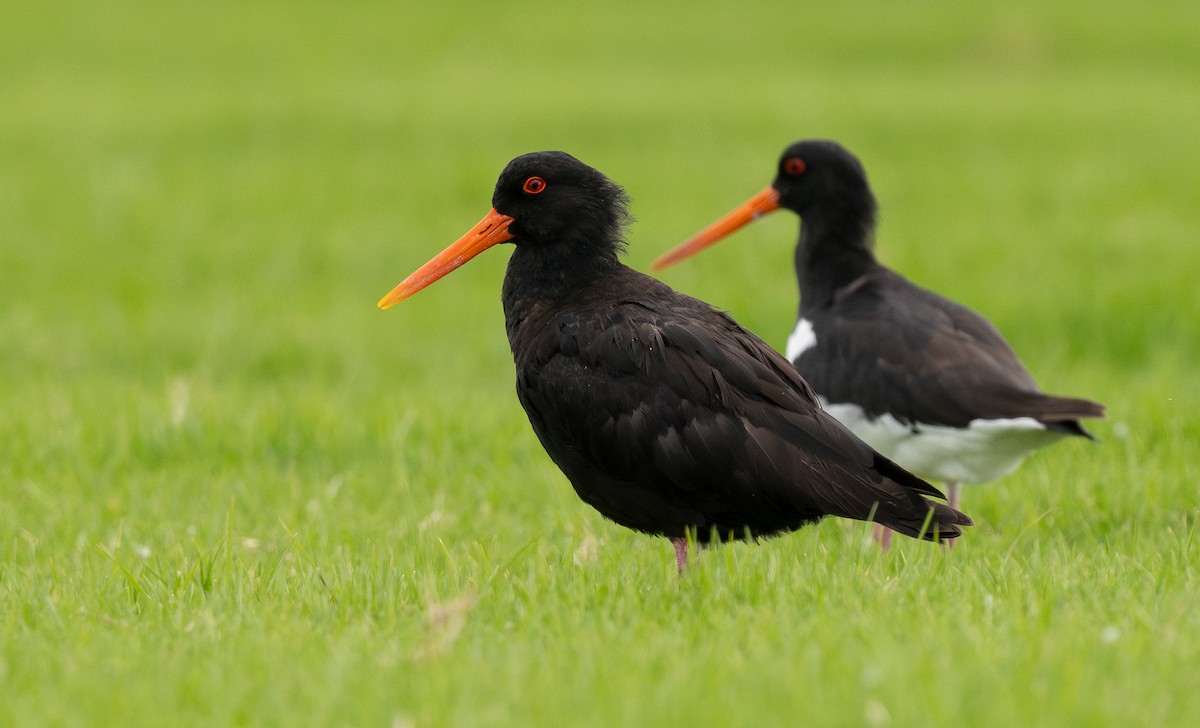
(651, 139, 875, 271)
(769, 140, 871, 216)
(378, 151, 630, 309)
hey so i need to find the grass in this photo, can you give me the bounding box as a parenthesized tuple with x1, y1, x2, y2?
(2, 0, 1199, 725)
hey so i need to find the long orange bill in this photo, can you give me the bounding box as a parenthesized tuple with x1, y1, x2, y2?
(651, 186, 781, 271)
(377, 208, 515, 309)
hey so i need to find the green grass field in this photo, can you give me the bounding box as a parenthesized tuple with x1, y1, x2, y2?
(3, 1, 1198, 725)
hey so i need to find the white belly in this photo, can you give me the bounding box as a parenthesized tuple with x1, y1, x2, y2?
(821, 400, 1068, 484)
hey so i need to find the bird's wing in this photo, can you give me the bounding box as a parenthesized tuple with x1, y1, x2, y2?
(801, 269, 1101, 427)
(515, 291, 948, 535)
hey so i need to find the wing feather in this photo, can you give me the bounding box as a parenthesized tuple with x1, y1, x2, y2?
(799, 267, 1104, 428)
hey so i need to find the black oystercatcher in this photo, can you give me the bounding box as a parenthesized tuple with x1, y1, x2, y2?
(653, 140, 1104, 547)
(380, 151, 972, 571)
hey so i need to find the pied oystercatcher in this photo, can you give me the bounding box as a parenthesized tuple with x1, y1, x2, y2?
(653, 140, 1104, 545)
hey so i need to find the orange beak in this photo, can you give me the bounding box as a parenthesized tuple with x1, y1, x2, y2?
(651, 186, 781, 271)
(377, 208, 515, 309)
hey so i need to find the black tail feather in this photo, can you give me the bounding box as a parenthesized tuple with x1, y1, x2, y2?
(876, 499, 972, 541)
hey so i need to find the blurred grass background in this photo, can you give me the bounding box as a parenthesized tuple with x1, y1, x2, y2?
(2, 1, 1198, 726)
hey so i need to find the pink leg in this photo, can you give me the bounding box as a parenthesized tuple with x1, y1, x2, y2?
(671, 536, 689, 574)
(872, 524, 894, 551)
(945, 482, 961, 549)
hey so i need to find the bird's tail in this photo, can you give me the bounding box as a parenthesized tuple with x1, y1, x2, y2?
(884, 499, 974, 541)
(1035, 394, 1107, 440)
(869, 452, 974, 541)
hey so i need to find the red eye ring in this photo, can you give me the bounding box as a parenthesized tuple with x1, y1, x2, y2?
(784, 157, 806, 176)
(523, 176, 547, 194)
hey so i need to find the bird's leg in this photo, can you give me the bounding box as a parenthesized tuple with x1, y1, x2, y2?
(872, 524, 894, 551)
(944, 481, 962, 550)
(671, 536, 689, 574)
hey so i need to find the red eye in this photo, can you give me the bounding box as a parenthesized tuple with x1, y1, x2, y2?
(523, 176, 547, 194)
(784, 157, 806, 176)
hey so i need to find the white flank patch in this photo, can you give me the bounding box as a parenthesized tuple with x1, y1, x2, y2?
(785, 318, 817, 361)
(820, 400, 1069, 484)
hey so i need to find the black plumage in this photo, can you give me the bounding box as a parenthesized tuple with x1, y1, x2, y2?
(380, 151, 971, 571)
